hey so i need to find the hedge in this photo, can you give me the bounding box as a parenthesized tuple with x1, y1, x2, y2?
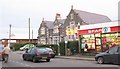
(12, 40, 79, 56)
(12, 43, 26, 51)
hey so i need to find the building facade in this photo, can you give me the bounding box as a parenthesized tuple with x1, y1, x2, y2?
(52, 16, 65, 44)
(38, 16, 65, 45)
(64, 6, 111, 41)
(38, 19, 54, 45)
(78, 21, 120, 53)
(38, 6, 111, 45)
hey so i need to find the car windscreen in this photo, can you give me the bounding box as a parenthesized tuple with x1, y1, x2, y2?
(46, 48, 52, 51)
(36, 48, 48, 53)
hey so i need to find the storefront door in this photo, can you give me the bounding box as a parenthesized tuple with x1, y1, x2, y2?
(95, 37, 102, 52)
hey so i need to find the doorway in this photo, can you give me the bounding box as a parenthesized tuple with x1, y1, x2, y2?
(95, 37, 102, 52)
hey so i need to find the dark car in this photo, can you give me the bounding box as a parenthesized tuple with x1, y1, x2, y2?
(22, 47, 52, 63)
(42, 48, 56, 58)
(95, 46, 120, 64)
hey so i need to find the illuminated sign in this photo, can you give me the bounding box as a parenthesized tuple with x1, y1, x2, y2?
(88, 29, 102, 34)
(102, 27, 111, 33)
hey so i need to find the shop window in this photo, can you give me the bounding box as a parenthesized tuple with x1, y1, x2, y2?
(95, 34, 100, 37)
(102, 33, 120, 51)
(81, 34, 95, 50)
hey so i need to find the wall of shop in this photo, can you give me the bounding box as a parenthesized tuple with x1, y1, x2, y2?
(79, 32, 120, 53)
(78, 21, 120, 53)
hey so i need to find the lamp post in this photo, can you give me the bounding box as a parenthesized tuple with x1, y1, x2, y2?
(65, 40, 68, 56)
(57, 24, 62, 56)
(57, 43, 60, 56)
(28, 18, 31, 49)
(9, 24, 11, 47)
(58, 26, 61, 43)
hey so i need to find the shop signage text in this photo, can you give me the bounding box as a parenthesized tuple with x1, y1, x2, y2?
(88, 29, 102, 34)
(78, 26, 120, 35)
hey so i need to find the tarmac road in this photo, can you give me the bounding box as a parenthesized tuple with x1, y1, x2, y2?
(1, 51, 119, 68)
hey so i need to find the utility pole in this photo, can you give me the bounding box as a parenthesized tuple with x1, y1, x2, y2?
(9, 24, 11, 47)
(29, 18, 31, 46)
(32, 29, 33, 43)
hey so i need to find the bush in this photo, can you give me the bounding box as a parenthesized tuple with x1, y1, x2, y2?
(58, 41, 79, 56)
(29, 40, 79, 56)
(67, 41, 79, 53)
(12, 43, 26, 51)
(59, 41, 65, 56)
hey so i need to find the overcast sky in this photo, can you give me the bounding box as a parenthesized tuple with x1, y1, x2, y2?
(0, 0, 119, 39)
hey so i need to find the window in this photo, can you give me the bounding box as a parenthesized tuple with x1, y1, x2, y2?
(41, 27, 45, 34)
(53, 26, 59, 33)
(37, 48, 48, 53)
(27, 49, 31, 53)
(109, 47, 118, 54)
(30, 48, 36, 54)
(70, 13, 74, 19)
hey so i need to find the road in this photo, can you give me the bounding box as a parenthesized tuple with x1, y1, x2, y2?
(1, 51, 119, 67)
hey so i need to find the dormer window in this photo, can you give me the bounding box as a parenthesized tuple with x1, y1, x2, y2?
(70, 13, 74, 19)
(53, 25, 59, 33)
(41, 27, 45, 34)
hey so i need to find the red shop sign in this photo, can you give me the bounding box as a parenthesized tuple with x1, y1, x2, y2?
(78, 26, 120, 35)
(78, 28, 102, 35)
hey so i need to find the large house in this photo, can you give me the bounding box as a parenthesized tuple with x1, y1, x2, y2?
(52, 17, 65, 44)
(64, 6, 111, 41)
(38, 6, 111, 45)
(38, 19, 54, 45)
(38, 17, 65, 45)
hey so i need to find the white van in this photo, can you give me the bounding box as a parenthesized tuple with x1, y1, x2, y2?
(20, 44, 35, 51)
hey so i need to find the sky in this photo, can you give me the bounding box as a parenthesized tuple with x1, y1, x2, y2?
(0, 0, 119, 39)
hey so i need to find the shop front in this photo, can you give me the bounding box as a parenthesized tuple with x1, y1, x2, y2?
(78, 21, 120, 53)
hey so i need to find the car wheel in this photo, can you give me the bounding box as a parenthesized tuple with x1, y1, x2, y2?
(23, 57, 26, 61)
(46, 59, 50, 62)
(32, 57, 37, 63)
(97, 57, 104, 64)
(23, 56, 26, 61)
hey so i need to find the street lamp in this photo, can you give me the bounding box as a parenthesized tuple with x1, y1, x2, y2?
(57, 23, 62, 56)
(8, 24, 11, 47)
(57, 43, 60, 56)
(65, 40, 68, 56)
(58, 23, 62, 42)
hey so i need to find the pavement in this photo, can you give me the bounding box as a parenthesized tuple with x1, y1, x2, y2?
(55, 55, 95, 61)
(13, 51, 95, 61)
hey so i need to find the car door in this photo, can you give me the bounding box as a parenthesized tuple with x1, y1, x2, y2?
(108, 46, 119, 63)
(28, 48, 36, 60)
(102, 50, 110, 63)
(118, 47, 120, 64)
(24, 49, 32, 60)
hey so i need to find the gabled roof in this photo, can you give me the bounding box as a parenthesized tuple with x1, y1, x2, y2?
(44, 21, 54, 29)
(74, 9, 111, 24)
(57, 19, 66, 24)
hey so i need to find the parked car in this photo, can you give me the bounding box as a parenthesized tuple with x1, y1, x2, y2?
(22, 47, 52, 63)
(95, 46, 120, 64)
(20, 44, 35, 51)
(41, 48, 56, 58)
